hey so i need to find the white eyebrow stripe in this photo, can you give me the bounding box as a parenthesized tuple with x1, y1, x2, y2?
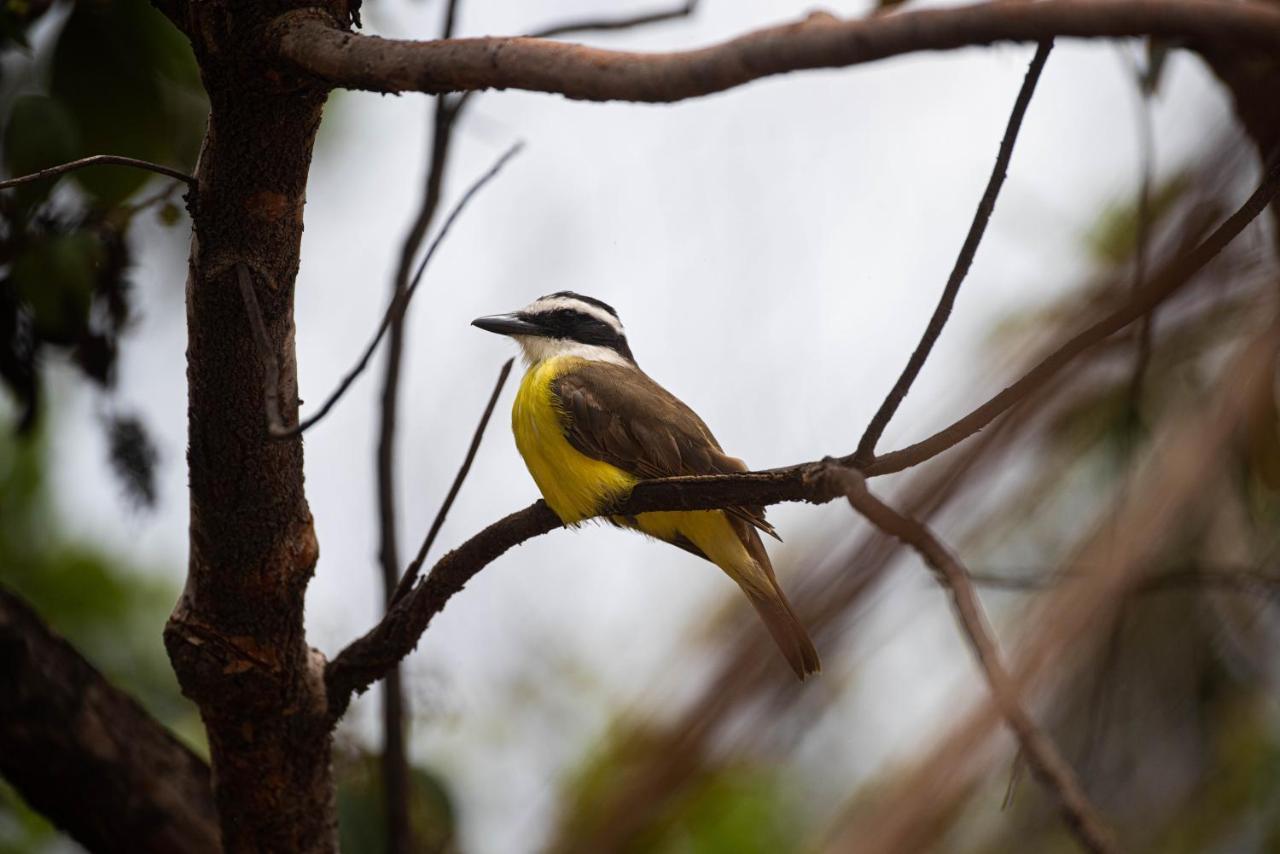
(523, 296, 625, 335)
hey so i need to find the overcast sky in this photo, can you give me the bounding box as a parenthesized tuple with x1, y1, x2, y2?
(37, 0, 1234, 849)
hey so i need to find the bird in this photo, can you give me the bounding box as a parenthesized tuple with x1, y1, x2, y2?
(472, 291, 820, 679)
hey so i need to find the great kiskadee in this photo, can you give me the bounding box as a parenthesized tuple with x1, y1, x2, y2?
(473, 292, 820, 679)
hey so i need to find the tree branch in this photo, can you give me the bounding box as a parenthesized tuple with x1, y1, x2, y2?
(0, 154, 195, 191)
(838, 471, 1120, 853)
(0, 587, 219, 854)
(242, 142, 522, 439)
(375, 4, 465, 847)
(273, 1, 1280, 102)
(860, 147, 1280, 476)
(853, 40, 1053, 465)
(390, 357, 514, 606)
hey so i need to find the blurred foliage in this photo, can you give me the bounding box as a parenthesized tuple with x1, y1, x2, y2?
(949, 160, 1280, 853)
(0, 423, 199, 850)
(0, 0, 205, 482)
(547, 154, 1280, 853)
(555, 724, 802, 853)
(335, 750, 457, 853)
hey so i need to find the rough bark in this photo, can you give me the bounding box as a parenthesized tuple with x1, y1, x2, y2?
(0, 587, 220, 854)
(159, 2, 338, 851)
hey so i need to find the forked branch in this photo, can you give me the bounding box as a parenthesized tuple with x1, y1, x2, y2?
(859, 148, 1280, 475)
(854, 40, 1052, 464)
(237, 143, 523, 439)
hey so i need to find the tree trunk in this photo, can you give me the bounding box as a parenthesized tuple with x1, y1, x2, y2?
(160, 3, 338, 850)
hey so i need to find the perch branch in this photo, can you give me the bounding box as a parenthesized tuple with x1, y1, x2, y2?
(854, 39, 1053, 465)
(273, 0, 1280, 102)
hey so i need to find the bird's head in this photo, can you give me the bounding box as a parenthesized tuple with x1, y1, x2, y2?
(472, 291, 636, 366)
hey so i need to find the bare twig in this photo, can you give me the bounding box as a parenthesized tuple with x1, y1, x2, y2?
(862, 149, 1280, 476)
(237, 264, 288, 435)
(377, 5, 465, 849)
(274, 1, 1280, 102)
(530, 0, 698, 39)
(259, 142, 522, 439)
(1125, 63, 1157, 423)
(838, 470, 1120, 853)
(854, 40, 1052, 465)
(390, 358, 514, 606)
(0, 154, 195, 191)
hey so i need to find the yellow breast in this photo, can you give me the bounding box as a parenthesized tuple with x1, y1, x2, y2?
(512, 356, 637, 524)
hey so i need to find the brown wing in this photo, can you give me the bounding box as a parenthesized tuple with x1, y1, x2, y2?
(551, 362, 778, 539)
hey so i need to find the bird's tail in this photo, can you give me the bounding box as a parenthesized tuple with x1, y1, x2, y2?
(742, 582, 821, 680)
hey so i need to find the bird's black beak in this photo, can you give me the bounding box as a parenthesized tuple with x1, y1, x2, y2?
(471, 313, 544, 337)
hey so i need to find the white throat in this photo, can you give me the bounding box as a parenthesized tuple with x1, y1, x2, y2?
(514, 335, 631, 367)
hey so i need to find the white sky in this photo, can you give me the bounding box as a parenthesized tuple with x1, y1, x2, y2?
(38, 0, 1234, 849)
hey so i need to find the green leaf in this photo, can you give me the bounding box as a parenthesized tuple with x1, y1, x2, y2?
(1, 95, 79, 206)
(11, 232, 100, 342)
(49, 0, 206, 205)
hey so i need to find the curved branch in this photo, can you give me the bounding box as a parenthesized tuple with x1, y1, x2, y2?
(0, 155, 194, 191)
(273, 1, 1280, 102)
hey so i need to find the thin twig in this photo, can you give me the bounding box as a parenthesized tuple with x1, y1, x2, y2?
(0, 155, 194, 191)
(390, 358, 514, 606)
(1125, 61, 1157, 424)
(377, 5, 464, 849)
(838, 469, 1120, 854)
(854, 40, 1052, 465)
(237, 265, 287, 435)
(862, 148, 1280, 476)
(530, 0, 698, 39)
(263, 141, 523, 439)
